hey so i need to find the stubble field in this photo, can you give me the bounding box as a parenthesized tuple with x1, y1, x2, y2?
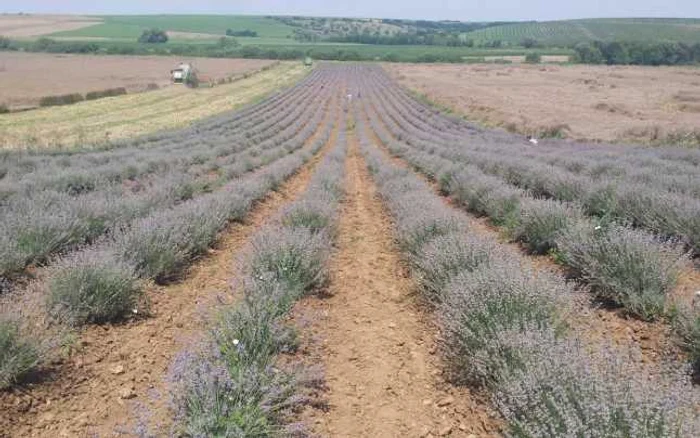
(0, 52, 276, 110)
(0, 14, 100, 38)
(386, 62, 700, 145)
(0, 60, 305, 149)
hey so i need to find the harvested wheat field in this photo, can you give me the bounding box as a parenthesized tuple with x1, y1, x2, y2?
(0, 14, 101, 38)
(1, 63, 700, 438)
(0, 52, 276, 110)
(0, 61, 305, 149)
(386, 63, 700, 144)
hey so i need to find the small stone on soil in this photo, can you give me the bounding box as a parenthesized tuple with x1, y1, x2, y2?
(437, 396, 455, 407)
(119, 387, 136, 399)
(438, 425, 453, 436)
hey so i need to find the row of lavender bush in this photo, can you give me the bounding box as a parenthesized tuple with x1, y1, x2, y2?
(372, 66, 700, 195)
(0, 85, 340, 390)
(0, 72, 333, 282)
(168, 113, 348, 436)
(358, 66, 700, 377)
(354, 110, 700, 437)
(0, 68, 324, 188)
(366, 67, 700, 254)
(363, 92, 687, 321)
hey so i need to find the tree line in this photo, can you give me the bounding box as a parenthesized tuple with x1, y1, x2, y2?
(1, 34, 699, 66)
(573, 41, 700, 65)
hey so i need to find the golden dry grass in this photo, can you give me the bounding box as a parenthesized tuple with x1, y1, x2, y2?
(0, 62, 309, 150)
(386, 63, 700, 144)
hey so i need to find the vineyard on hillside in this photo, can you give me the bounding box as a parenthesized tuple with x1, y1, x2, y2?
(469, 18, 700, 45)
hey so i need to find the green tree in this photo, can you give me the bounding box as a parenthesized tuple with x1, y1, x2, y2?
(525, 52, 542, 64)
(138, 29, 168, 44)
(521, 37, 538, 48)
(573, 42, 604, 64)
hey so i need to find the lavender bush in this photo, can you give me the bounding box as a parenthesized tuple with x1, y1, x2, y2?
(411, 230, 496, 303)
(47, 248, 142, 326)
(494, 331, 700, 438)
(0, 317, 41, 389)
(556, 223, 686, 320)
(169, 108, 347, 435)
(439, 262, 566, 386)
(513, 198, 584, 255)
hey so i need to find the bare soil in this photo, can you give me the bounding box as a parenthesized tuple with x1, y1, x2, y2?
(298, 130, 501, 437)
(386, 63, 700, 144)
(0, 52, 275, 109)
(0, 14, 100, 38)
(0, 113, 336, 438)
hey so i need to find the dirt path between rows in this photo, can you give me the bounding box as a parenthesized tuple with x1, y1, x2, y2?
(299, 128, 500, 437)
(0, 109, 339, 438)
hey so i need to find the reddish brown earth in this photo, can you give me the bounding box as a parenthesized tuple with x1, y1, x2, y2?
(296, 128, 501, 437)
(0, 110, 337, 438)
(0, 52, 275, 109)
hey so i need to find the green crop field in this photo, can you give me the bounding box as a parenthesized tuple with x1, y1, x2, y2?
(468, 18, 700, 46)
(47, 15, 700, 48)
(52, 15, 296, 40)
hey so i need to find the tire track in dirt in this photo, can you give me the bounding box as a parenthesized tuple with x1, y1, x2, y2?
(0, 102, 342, 438)
(300, 126, 500, 437)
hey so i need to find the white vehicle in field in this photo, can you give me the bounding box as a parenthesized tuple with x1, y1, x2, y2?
(171, 62, 198, 86)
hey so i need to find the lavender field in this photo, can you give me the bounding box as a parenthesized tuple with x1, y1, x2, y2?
(1, 63, 699, 437)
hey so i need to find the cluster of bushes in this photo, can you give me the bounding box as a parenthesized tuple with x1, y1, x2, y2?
(39, 93, 84, 107)
(225, 29, 258, 37)
(85, 87, 127, 101)
(168, 113, 346, 435)
(524, 52, 541, 63)
(138, 28, 168, 44)
(37, 87, 126, 108)
(574, 40, 700, 65)
(355, 108, 700, 436)
(35, 87, 125, 108)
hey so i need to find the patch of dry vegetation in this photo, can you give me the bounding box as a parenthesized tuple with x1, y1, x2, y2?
(386, 63, 700, 145)
(0, 62, 308, 149)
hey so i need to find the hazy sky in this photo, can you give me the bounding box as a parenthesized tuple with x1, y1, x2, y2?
(1, 0, 699, 21)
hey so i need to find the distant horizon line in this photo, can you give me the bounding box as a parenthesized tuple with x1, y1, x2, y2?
(2, 11, 699, 23)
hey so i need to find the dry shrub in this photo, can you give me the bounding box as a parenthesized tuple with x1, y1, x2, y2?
(678, 103, 700, 113)
(39, 93, 84, 107)
(85, 87, 127, 101)
(533, 123, 570, 139)
(673, 92, 700, 103)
